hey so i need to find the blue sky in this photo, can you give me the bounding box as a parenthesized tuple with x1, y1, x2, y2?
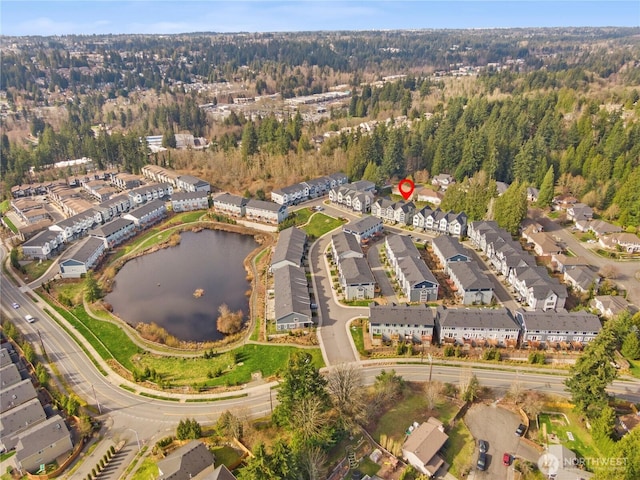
(1, 1, 638, 36)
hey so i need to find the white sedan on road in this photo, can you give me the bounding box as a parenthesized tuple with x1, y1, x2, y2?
(12, 302, 20, 309)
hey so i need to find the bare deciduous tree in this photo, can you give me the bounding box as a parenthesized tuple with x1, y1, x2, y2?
(298, 446, 328, 480)
(291, 397, 331, 447)
(599, 265, 620, 280)
(508, 379, 525, 405)
(424, 381, 442, 411)
(327, 363, 365, 429)
(216, 303, 244, 334)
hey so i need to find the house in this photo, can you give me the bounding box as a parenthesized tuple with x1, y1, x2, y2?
(351, 191, 375, 214)
(343, 216, 383, 244)
(416, 186, 443, 205)
(544, 445, 594, 480)
(327, 172, 348, 188)
(385, 234, 438, 302)
(431, 174, 455, 191)
(563, 266, 600, 294)
(1, 379, 38, 413)
(436, 307, 520, 347)
(510, 266, 568, 311)
(515, 310, 601, 348)
(329, 185, 374, 213)
(591, 295, 638, 319)
(575, 219, 622, 237)
(413, 208, 467, 237)
(123, 199, 167, 228)
(58, 236, 106, 278)
(447, 262, 494, 305)
(212, 193, 247, 217)
(128, 183, 173, 205)
(337, 256, 376, 301)
(551, 253, 589, 273)
(385, 234, 419, 271)
(112, 173, 142, 191)
(171, 191, 209, 212)
(270, 183, 308, 206)
(157, 440, 216, 480)
(331, 231, 364, 263)
(206, 464, 237, 480)
(49, 209, 99, 243)
(270, 226, 307, 272)
(369, 303, 435, 343)
(21, 229, 63, 260)
(0, 397, 46, 452)
(273, 265, 313, 331)
(394, 202, 416, 226)
(431, 236, 471, 269)
(141, 165, 180, 186)
(89, 218, 136, 249)
(566, 203, 594, 222)
(495, 181, 510, 196)
(552, 195, 578, 211)
(522, 227, 562, 257)
(245, 199, 288, 224)
(371, 198, 397, 222)
(0, 363, 22, 389)
(15, 415, 73, 474)
(351, 179, 376, 192)
(402, 417, 448, 477)
(599, 232, 640, 253)
(96, 194, 131, 221)
(176, 175, 211, 193)
(526, 187, 539, 203)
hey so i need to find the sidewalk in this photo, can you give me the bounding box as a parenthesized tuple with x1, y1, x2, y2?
(64, 434, 115, 480)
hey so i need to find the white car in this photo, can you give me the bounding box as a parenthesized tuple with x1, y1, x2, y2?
(12, 302, 20, 309)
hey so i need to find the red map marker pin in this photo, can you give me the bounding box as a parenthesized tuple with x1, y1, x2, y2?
(398, 178, 415, 201)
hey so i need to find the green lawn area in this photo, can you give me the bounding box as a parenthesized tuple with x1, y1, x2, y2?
(2, 215, 18, 233)
(293, 207, 314, 225)
(212, 445, 243, 469)
(0, 450, 15, 462)
(343, 299, 373, 307)
(165, 211, 206, 225)
(0, 199, 10, 213)
(629, 359, 640, 378)
(349, 323, 367, 357)
(357, 457, 381, 476)
(537, 411, 600, 460)
(302, 213, 345, 238)
(23, 258, 54, 280)
(444, 420, 476, 478)
(131, 458, 159, 480)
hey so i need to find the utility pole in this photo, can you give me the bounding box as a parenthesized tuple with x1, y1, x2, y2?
(428, 354, 433, 383)
(91, 384, 102, 414)
(36, 329, 46, 359)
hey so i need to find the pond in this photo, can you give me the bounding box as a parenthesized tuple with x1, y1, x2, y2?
(105, 229, 257, 342)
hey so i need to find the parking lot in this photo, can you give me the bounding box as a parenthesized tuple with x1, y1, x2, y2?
(464, 404, 541, 480)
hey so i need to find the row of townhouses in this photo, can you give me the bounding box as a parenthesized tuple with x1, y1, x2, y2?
(141, 165, 211, 192)
(0, 345, 73, 474)
(368, 304, 601, 349)
(328, 180, 377, 213)
(431, 236, 494, 305)
(342, 216, 384, 244)
(413, 207, 468, 237)
(270, 172, 349, 206)
(468, 221, 568, 311)
(384, 234, 439, 302)
(372, 199, 416, 225)
(269, 227, 314, 331)
(212, 194, 288, 225)
(330, 231, 376, 301)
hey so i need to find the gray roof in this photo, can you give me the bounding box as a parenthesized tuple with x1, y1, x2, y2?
(369, 304, 434, 327)
(55, 209, 97, 228)
(516, 310, 601, 334)
(386, 234, 420, 259)
(0, 379, 38, 413)
(214, 193, 247, 207)
(59, 236, 104, 264)
(0, 363, 22, 389)
(448, 262, 493, 290)
(172, 191, 208, 202)
(126, 199, 166, 218)
(340, 256, 375, 285)
(431, 236, 469, 261)
(331, 231, 363, 259)
(15, 414, 71, 463)
(158, 440, 215, 480)
(328, 172, 348, 182)
(273, 265, 311, 321)
(203, 464, 237, 480)
(351, 180, 376, 191)
(98, 193, 129, 208)
(564, 265, 598, 290)
(22, 229, 59, 247)
(178, 175, 209, 187)
(129, 183, 170, 196)
(0, 397, 46, 447)
(437, 308, 520, 330)
(397, 256, 438, 287)
(246, 199, 285, 212)
(344, 216, 382, 236)
(271, 227, 307, 270)
(90, 218, 134, 238)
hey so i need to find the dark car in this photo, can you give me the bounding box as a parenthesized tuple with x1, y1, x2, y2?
(478, 439, 488, 453)
(503, 453, 512, 466)
(477, 452, 487, 471)
(516, 423, 526, 436)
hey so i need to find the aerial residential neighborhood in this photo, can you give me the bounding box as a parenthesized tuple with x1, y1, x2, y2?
(1, 6, 640, 480)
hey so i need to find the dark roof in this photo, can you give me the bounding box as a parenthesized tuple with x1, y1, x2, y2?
(344, 216, 382, 235)
(331, 231, 363, 259)
(448, 262, 493, 290)
(386, 234, 419, 259)
(90, 218, 134, 237)
(22, 229, 59, 247)
(0, 397, 46, 445)
(340, 256, 375, 285)
(172, 191, 209, 202)
(0, 364, 22, 389)
(129, 183, 170, 196)
(271, 227, 307, 269)
(125, 199, 166, 218)
(369, 304, 434, 327)
(246, 199, 285, 212)
(437, 308, 520, 330)
(204, 464, 237, 480)
(516, 310, 601, 334)
(178, 175, 209, 187)
(55, 209, 97, 228)
(214, 193, 247, 207)
(564, 265, 598, 290)
(0, 379, 38, 413)
(273, 265, 311, 323)
(157, 440, 215, 480)
(432, 235, 470, 261)
(398, 256, 438, 287)
(59, 236, 104, 264)
(15, 415, 71, 463)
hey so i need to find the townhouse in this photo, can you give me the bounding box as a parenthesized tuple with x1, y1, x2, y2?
(94, 195, 131, 223)
(83, 180, 118, 202)
(331, 231, 364, 263)
(15, 415, 73, 474)
(176, 175, 211, 193)
(329, 181, 375, 213)
(435, 307, 520, 347)
(11, 198, 50, 225)
(128, 183, 173, 206)
(141, 165, 181, 186)
(563, 265, 600, 294)
(112, 173, 142, 191)
(58, 236, 106, 278)
(245, 199, 288, 224)
(551, 253, 590, 273)
(327, 172, 349, 188)
(343, 216, 383, 244)
(369, 303, 435, 343)
(510, 265, 568, 311)
(337, 256, 376, 301)
(0, 397, 46, 451)
(89, 218, 136, 249)
(515, 310, 601, 348)
(270, 183, 309, 206)
(273, 265, 313, 331)
(123, 199, 167, 229)
(270, 226, 307, 272)
(271, 172, 348, 206)
(48, 209, 99, 243)
(447, 261, 494, 305)
(303, 177, 330, 198)
(431, 236, 471, 269)
(171, 191, 209, 212)
(212, 193, 248, 217)
(412, 207, 467, 237)
(385, 234, 438, 302)
(372, 198, 413, 224)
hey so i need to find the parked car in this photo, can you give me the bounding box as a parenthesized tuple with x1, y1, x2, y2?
(503, 453, 512, 466)
(477, 452, 487, 471)
(12, 302, 20, 309)
(515, 423, 526, 436)
(478, 439, 488, 453)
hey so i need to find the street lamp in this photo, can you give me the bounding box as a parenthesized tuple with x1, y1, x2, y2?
(127, 428, 141, 452)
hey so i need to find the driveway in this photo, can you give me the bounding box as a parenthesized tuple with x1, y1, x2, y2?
(366, 240, 399, 304)
(464, 404, 541, 480)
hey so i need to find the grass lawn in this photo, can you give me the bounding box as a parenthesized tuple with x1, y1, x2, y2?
(343, 299, 373, 307)
(293, 207, 314, 225)
(444, 420, 475, 478)
(0, 199, 10, 213)
(165, 211, 206, 225)
(23, 258, 54, 280)
(2, 215, 17, 233)
(627, 359, 640, 378)
(349, 324, 367, 357)
(212, 445, 243, 468)
(357, 457, 382, 476)
(302, 213, 345, 238)
(131, 458, 159, 480)
(0, 450, 15, 462)
(537, 410, 600, 460)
